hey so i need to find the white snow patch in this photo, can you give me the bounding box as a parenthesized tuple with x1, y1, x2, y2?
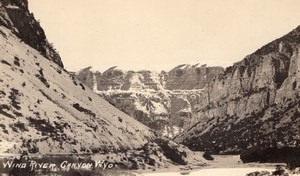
(130, 73, 144, 90)
(175, 64, 187, 69)
(134, 101, 150, 115)
(6, 5, 19, 9)
(149, 72, 163, 88)
(149, 72, 170, 97)
(173, 126, 183, 135)
(172, 89, 204, 95)
(151, 101, 168, 114)
(93, 72, 98, 92)
(179, 107, 192, 113)
(162, 126, 183, 138)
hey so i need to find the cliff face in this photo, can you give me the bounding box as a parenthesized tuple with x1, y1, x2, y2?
(0, 0, 63, 67)
(74, 65, 224, 138)
(166, 64, 224, 90)
(175, 26, 300, 154)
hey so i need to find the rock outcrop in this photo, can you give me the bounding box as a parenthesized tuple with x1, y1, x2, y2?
(166, 64, 224, 90)
(91, 138, 206, 170)
(74, 65, 224, 138)
(240, 146, 300, 165)
(175, 25, 300, 155)
(0, 0, 63, 67)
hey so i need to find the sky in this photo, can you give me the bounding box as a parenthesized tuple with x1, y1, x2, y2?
(28, 0, 300, 72)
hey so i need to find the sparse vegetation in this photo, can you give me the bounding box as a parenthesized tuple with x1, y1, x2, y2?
(118, 117, 123, 123)
(9, 88, 21, 110)
(1, 59, 11, 66)
(61, 93, 66, 99)
(0, 90, 6, 98)
(50, 64, 62, 74)
(35, 68, 50, 88)
(13, 56, 20, 67)
(39, 89, 54, 102)
(10, 122, 28, 132)
(73, 103, 96, 117)
(12, 110, 22, 117)
(88, 97, 92, 102)
(0, 104, 14, 119)
(79, 82, 85, 90)
(0, 124, 8, 134)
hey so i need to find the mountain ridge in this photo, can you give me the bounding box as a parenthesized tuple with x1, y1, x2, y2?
(74, 64, 224, 138)
(175, 25, 300, 155)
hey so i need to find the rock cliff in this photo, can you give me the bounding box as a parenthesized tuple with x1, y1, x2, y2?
(0, 0, 63, 67)
(74, 65, 224, 138)
(175, 25, 300, 154)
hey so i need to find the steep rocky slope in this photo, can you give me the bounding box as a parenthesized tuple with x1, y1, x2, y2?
(74, 65, 224, 138)
(0, 26, 155, 153)
(175, 25, 300, 155)
(0, 0, 156, 154)
(0, 0, 63, 67)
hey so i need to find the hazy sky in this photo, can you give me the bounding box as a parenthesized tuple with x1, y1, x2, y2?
(28, 0, 300, 72)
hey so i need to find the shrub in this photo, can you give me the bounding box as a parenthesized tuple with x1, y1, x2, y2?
(72, 103, 96, 117)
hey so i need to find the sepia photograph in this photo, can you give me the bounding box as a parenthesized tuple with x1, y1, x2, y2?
(1, 0, 300, 175)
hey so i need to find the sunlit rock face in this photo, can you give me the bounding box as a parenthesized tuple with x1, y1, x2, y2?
(74, 65, 224, 138)
(175, 26, 300, 155)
